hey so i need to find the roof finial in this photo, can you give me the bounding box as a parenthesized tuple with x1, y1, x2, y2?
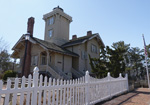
(53, 6, 64, 11)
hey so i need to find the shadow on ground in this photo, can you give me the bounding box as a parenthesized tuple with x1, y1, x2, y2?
(96, 88, 150, 105)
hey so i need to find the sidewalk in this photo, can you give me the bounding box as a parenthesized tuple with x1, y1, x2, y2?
(96, 88, 150, 105)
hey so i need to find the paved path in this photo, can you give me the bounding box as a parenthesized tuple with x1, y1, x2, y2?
(96, 88, 150, 105)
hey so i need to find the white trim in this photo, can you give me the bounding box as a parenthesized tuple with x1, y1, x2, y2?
(96, 33, 105, 47)
(81, 34, 104, 47)
(63, 34, 105, 48)
(12, 35, 37, 50)
(88, 35, 97, 40)
(43, 8, 72, 22)
(28, 37, 36, 44)
(12, 35, 25, 50)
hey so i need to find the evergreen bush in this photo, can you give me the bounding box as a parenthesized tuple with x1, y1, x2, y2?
(2, 70, 17, 81)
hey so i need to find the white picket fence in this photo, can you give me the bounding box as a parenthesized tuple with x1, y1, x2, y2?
(0, 67, 129, 105)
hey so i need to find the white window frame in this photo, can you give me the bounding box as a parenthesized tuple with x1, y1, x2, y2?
(81, 51, 84, 59)
(41, 55, 46, 65)
(48, 17, 54, 25)
(31, 55, 38, 66)
(81, 51, 87, 60)
(48, 29, 53, 38)
(91, 44, 97, 53)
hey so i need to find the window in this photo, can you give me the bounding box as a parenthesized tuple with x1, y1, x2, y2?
(81, 51, 84, 59)
(41, 56, 46, 65)
(20, 57, 23, 67)
(48, 17, 54, 25)
(91, 44, 97, 53)
(48, 29, 53, 38)
(81, 51, 87, 60)
(50, 56, 51, 62)
(31, 55, 38, 66)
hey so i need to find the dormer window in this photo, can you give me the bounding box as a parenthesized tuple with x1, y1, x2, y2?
(48, 17, 54, 25)
(48, 29, 53, 37)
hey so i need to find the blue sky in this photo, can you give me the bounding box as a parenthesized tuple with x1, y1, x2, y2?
(0, 0, 150, 54)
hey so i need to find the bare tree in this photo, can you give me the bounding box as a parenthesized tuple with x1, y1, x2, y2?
(0, 37, 11, 71)
(0, 37, 9, 52)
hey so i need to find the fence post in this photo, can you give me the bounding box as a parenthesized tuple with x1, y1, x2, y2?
(119, 73, 122, 92)
(125, 73, 129, 92)
(32, 67, 39, 105)
(107, 72, 111, 98)
(85, 71, 90, 105)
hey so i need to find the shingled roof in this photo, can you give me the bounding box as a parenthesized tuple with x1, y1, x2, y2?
(12, 33, 104, 58)
(62, 34, 105, 47)
(31, 37, 79, 57)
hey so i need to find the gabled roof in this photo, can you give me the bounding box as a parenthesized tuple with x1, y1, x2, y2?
(12, 35, 25, 50)
(12, 33, 104, 58)
(12, 35, 79, 57)
(62, 33, 105, 47)
(31, 37, 79, 57)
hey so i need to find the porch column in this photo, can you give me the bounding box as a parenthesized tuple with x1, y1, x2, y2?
(38, 52, 41, 67)
(46, 51, 49, 74)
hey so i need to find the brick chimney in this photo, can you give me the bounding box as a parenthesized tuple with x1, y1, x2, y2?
(87, 31, 92, 36)
(27, 17, 34, 36)
(22, 17, 35, 77)
(72, 35, 77, 40)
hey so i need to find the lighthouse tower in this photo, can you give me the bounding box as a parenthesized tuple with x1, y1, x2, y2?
(43, 6, 72, 45)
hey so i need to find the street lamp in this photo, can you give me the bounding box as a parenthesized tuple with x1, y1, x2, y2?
(25, 33, 30, 40)
(22, 33, 30, 77)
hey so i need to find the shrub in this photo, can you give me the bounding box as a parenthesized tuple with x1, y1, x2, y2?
(2, 70, 17, 81)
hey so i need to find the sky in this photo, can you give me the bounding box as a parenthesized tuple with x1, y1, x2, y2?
(0, 0, 150, 54)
